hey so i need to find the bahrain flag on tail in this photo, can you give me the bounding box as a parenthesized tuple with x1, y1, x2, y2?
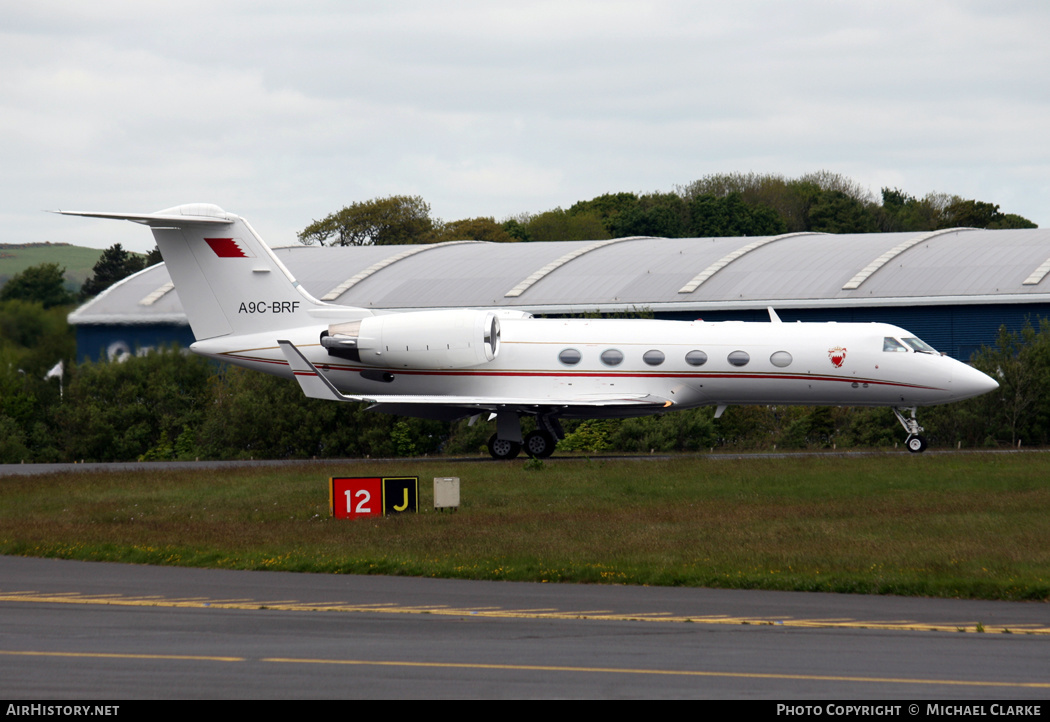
(204, 237, 254, 258)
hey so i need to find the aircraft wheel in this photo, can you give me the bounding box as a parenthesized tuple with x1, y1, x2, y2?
(905, 434, 928, 453)
(488, 434, 521, 460)
(523, 430, 556, 459)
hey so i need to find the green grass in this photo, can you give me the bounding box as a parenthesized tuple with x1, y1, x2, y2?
(0, 244, 103, 288)
(2, 454, 1049, 600)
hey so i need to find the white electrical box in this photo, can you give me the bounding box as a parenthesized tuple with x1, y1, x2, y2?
(433, 477, 460, 511)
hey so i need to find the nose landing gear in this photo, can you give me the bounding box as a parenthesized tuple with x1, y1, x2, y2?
(894, 407, 928, 453)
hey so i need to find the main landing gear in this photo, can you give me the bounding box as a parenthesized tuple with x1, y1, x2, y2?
(487, 434, 521, 460)
(893, 407, 928, 453)
(523, 429, 557, 459)
(487, 411, 563, 460)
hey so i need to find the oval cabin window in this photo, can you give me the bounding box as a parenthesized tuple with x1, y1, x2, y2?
(727, 350, 750, 367)
(643, 350, 665, 366)
(559, 348, 582, 365)
(770, 351, 792, 368)
(600, 349, 624, 366)
(685, 350, 708, 366)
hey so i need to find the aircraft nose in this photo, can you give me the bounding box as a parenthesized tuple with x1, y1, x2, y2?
(952, 362, 999, 400)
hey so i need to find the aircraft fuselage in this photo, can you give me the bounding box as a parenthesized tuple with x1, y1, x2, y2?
(192, 316, 994, 414)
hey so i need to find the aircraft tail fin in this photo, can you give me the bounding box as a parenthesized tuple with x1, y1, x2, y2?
(58, 204, 361, 340)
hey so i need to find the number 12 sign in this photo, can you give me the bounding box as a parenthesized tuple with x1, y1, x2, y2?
(330, 477, 419, 520)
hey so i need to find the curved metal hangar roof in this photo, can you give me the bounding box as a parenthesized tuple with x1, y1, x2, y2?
(69, 227, 1050, 326)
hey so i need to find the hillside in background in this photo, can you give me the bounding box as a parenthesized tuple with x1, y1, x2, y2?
(0, 243, 104, 291)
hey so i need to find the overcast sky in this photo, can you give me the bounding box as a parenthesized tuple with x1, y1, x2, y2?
(5, 0, 1049, 252)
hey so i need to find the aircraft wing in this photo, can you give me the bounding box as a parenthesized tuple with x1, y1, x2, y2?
(277, 340, 672, 416)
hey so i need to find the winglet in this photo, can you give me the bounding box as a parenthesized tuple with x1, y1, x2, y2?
(278, 340, 361, 403)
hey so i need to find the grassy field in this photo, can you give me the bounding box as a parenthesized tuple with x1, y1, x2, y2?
(0, 243, 103, 288)
(2, 453, 1048, 601)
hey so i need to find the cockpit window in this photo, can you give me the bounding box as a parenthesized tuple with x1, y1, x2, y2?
(883, 337, 908, 352)
(902, 337, 938, 354)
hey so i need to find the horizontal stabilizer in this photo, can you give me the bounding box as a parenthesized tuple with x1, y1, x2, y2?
(54, 206, 233, 227)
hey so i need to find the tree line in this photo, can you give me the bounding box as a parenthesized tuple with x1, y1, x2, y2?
(297, 171, 1036, 248)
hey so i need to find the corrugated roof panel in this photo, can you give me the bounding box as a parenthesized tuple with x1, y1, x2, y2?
(534, 237, 737, 304)
(852, 229, 1050, 299)
(271, 245, 394, 301)
(688, 233, 909, 302)
(677, 232, 825, 293)
(503, 237, 649, 298)
(338, 242, 572, 308)
(68, 228, 1050, 327)
(841, 228, 975, 290)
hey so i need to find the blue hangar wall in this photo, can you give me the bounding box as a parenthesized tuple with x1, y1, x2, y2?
(75, 324, 196, 363)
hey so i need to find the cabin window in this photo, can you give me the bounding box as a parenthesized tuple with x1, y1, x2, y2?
(600, 349, 624, 366)
(643, 349, 665, 366)
(728, 350, 750, 367)
(883, 337, 908, 352)
(559, 348, 582, 365)
(685, 350, 708, 366)
(770, 351, 792, 368)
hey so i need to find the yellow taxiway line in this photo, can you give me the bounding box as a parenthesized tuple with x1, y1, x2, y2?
(2, 590, 1048, 635)
(1, 650, 1048, 690)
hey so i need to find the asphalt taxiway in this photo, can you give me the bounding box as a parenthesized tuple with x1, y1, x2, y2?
(1, 556, 1048, 699)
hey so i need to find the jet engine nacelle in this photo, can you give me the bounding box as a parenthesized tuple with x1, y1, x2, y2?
(323, 309, 500, 369)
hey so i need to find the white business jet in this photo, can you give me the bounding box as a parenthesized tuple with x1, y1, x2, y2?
(61, 204, 998, 459)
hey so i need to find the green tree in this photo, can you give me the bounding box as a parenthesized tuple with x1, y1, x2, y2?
(880, 188, 938, 231)
(198, 365, 445, 460)
(882, 189, 1037, 232)
(940, 199, 1037, 230)
(568, 192, 640, 235)
(808, 190, 880, 234)
(689, 193, 786, 237)
(298, 195, 435, 246)
(435, 217, 516, 243)
(501, 217, 532, 242)
(610, 193, 688, 238)
(989, 213, 1037, 230)
(940, 200, 1002, 229)
(57, 348, 213, 462)
(971, 320, 1050, 446)
(0, 263, 75, 308)
(611, 409, 717, 451)
(0, 300, 75, 377)
(80, 243, 151, 299)
(521, 208, 611, 242)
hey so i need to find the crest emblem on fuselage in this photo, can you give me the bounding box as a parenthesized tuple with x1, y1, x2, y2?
(828, 346, 847, 368)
